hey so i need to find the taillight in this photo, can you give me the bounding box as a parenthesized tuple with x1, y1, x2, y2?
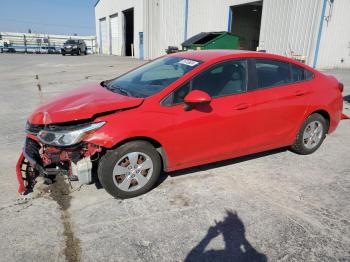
(339, 82, 344, 92)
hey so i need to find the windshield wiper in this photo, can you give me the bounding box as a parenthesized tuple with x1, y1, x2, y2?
(115, 87, 132, 97)
(101, 81, 138, 97)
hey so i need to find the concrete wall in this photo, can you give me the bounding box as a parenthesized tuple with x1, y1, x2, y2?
(95, 0, 144, 57)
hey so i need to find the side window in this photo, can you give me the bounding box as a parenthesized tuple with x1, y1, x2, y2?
(305, 69, 314, 80)
(173, 81, 190, 104)
(192, 59, 248, 98)
(253, 59, 291, 90)
(168, 59, 248, 105)
(291, 64, 314, 83)
(291, 64, 305, 82)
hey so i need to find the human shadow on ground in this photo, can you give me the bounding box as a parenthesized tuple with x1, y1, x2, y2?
(185, 210, 267, 262)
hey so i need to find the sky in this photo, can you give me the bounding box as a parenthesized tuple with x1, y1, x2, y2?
(0, 0, 96, 36)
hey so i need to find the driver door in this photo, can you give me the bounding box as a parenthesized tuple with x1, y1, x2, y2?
(161, 59, 256, 167)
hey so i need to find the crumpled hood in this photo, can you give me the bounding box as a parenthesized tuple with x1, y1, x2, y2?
(28, 83, 144, 124)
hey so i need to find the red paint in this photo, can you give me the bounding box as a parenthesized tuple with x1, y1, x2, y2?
(29, 84, 144, 124)
(341, 113, 349, 120)
(184, 90, 212, 104)
(16, 152, 25, 193)
(23, 50, 344, 174)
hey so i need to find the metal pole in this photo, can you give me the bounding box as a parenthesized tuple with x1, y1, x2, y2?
(24, 34, 27, 54)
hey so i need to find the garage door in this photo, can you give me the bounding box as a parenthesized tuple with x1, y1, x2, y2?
(110, 14, 120, 55)
(99, 18, 108, 54)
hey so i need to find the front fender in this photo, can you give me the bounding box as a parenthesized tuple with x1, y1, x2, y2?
(83, 109, 175, 170)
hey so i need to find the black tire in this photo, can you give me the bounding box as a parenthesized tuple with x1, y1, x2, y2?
(290, 113, 328, 155)
(98, 141, 161, 199)
(62, 53, 65, 56)
(84, 50, 87, 55)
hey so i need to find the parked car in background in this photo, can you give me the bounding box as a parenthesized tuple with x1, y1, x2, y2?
(17, 50, 347, 199)
(61, 39, 87, 56)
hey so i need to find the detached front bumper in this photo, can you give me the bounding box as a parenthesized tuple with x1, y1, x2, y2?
(16, 135, 102, 194)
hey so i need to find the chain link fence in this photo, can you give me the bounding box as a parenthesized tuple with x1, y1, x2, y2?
(0, 32, 97, 54)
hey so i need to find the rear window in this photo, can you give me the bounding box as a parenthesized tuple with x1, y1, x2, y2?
(291, 64, 314, 82)
(255, 59, 292, 89)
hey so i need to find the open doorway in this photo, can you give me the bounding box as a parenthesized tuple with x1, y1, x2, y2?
(123, 8, 134, 56)
(230, 1, 262, 51)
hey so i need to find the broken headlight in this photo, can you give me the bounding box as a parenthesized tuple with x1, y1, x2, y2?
(37, 122, 105, 146)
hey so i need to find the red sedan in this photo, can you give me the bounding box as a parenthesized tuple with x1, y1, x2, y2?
(17, 50, 346, 198)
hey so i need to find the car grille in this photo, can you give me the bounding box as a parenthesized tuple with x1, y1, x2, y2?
(24, 137, 43, 166)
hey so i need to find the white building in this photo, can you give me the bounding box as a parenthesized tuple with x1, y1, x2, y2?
(95, 0, 350, 69)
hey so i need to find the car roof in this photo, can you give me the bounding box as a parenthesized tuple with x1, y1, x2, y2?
(169, 49, 315, 72)
(170, 50, 254, 62)
(170, 49, 293, 63)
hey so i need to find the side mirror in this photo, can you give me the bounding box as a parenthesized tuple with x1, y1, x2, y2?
(183, 90, 211, 111)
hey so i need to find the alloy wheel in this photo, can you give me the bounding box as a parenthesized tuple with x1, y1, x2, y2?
(302, 120, 324, 149)
(112, 152, 153, 192)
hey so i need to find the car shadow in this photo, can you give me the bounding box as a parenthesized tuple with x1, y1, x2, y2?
(184, 210, 267, 262)
(157, 147, 287, 186)
(344, 95, 350, 103)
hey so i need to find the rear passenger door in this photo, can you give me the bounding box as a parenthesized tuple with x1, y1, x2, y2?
(245, 59, 311, 149)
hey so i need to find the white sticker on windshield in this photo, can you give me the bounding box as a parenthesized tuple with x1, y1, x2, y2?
(177, 59, 199, 67)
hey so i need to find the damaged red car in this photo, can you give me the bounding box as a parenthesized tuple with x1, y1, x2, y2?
(17, 50, 346, 198)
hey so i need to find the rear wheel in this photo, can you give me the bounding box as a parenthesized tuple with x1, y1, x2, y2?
(98, 141, 161, 198)
(290, 113, 328, 155)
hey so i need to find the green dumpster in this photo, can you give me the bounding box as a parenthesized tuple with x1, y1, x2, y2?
(182, 32, 239, 51)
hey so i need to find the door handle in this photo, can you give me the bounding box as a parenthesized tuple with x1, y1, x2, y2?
(294, 90, 306, 96)
(234, 103, 250, 110)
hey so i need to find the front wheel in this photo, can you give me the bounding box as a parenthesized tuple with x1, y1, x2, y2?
(290, 113, 328, 155)
(98, 141, 161, 199)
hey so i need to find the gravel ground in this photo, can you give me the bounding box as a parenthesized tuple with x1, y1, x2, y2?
(0, 53, 349, 262)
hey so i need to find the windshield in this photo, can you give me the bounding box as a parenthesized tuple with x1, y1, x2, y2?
(65, 40, 78, 44)
(105, 56, 202, 98)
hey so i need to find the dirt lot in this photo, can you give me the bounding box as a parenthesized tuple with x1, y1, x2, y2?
(0, 53, 349, 262)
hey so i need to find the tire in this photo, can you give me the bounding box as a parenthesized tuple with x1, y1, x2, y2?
(84, 50, 87, 55)
(62, 53, 65, 56)
(98, 141, 161, 199)
(290, 113, 328, 155)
